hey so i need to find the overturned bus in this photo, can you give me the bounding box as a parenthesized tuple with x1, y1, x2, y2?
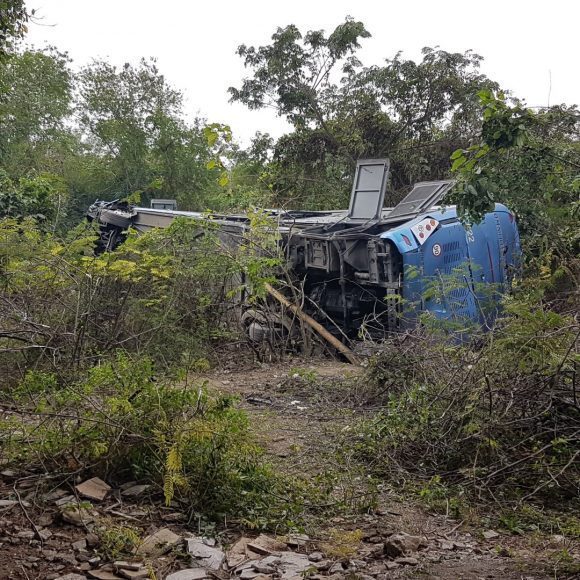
(87, 159, 521, 345)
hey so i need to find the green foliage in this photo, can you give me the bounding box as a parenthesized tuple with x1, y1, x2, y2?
(346, 288, 579, 508)
(0, 0, 29, 59)
(96, 521, 141, 560)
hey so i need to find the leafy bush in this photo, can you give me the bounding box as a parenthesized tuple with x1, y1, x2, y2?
(348, 288, 579, 508)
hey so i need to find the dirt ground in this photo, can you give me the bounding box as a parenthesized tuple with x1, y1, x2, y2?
(0, 358, 578, 579)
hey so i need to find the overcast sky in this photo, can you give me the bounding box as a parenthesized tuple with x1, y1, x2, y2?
(26, 0, 580, 145)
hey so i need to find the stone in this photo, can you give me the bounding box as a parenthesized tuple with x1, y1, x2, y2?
(186, 537, 226, 570)
(0, 500, 21, 508)
(240, 570, 260, 579)
(61, 507, 94, 527)
(87, 571, 122, 580)
(113, 562, 143, 571)
(165, 570, 208, 580)
(384, 533, 426, 558)
(72, 539, 88, 551)
(482, 530, 500, 540)
(38, 528, 53, 541)
(89, 556, 102, 567)
(394, 557, 419, 566)
(384, 561, 399, 570)
(277, 552, 312, 580)
(308, 552, 324, 562)
(252, 561, 276, 574)
(120, 485, 150, 498)
(313, 560, 331, 571)
(439, 540, 455, 550)
(56, 575, 87, 580)
(247, 534, 286, 555)
(16, 530, 35, 539)
(119, 570, 149, 580)
(76, 478, 111, 502)
(55, 495, 77, 507)
(329, 562, 345, 574)
(86, 533, 100, 548)
(226, 537, 252, 568)
(285, 533, 309, 547)
(137, 528, 181, 557)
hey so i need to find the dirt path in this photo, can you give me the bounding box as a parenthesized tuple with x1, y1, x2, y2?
(202, 359, 578, 579)
(0, 359, 577, 579)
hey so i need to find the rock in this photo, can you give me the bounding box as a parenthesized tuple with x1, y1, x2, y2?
(113, 562, 143, 571)
(118, 570, 149, 580)
(72, 539, 88, 551)
(308, 552, 324, 562)
(329, 562, 345, 574)
(384, 561, 399, 570)
(252, 561, 276, 574)
(160, 512, 186, 522)
(247, 534, 286, 555)
(278, 553, 312, 580)
(482, 530, 500, 540)
(89, 556, 102, 567)
(240, 570, 260, 579)
(285, 533, 309, 547)
(44, 488, 69, 502)
(137, 528, 181, 557)
(226, 537, 252, 568)
(384, 533, 426, 558)
(86, 533, 100, 548)
(394, 557, 419, 566)
(16, 530, 35, 539)
(439, 540, 455, 550)
(313, 560, 331, 571)
(38, 514, 54, 527)
(38, 528, 53, 541)
(120, 485, 150, 498)
(56, 495, 77, 507)
(166, 570, 208, 580)
(186, 537, 225, 570)
(87, 571, 122, 580)
(76, 478, 111, 502)
(62, 507, 94, 526)
(80, 564, 92, 572)
(56, 575, 87, 580)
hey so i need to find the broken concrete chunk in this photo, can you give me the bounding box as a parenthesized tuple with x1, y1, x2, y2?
(166, 570, 208, 580)
(76, 478, 111, 502)
(482, 529, 500, 540)
(137, 528, 181, 557)
(384, 532, 427, 558)
(120, 485, 150, 498)
(186, 537, 225, 571)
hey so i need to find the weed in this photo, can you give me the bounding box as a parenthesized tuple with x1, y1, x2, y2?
(319, 529, 363, 560)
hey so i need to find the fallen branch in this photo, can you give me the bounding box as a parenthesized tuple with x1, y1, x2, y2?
(264, 283, 360, 365)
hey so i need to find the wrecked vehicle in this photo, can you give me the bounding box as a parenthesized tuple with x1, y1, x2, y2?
(87, 159, 521, 345)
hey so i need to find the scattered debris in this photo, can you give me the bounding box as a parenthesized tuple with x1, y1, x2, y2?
(121, 485, 150, 498)
(76, 477, 112, 502)
(61, 506, 95, 527)
(186, 536, 226, 570)
(166, 570, 208, 580)
(482, 529, 500, 540)
(137, 528, 181, 557)
(384, 532, 427, 558)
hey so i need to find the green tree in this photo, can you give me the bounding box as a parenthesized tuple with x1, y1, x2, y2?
(0, 47, 73, 174)
(0, 0, 29, 60)
(230, 20, 498, 209)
